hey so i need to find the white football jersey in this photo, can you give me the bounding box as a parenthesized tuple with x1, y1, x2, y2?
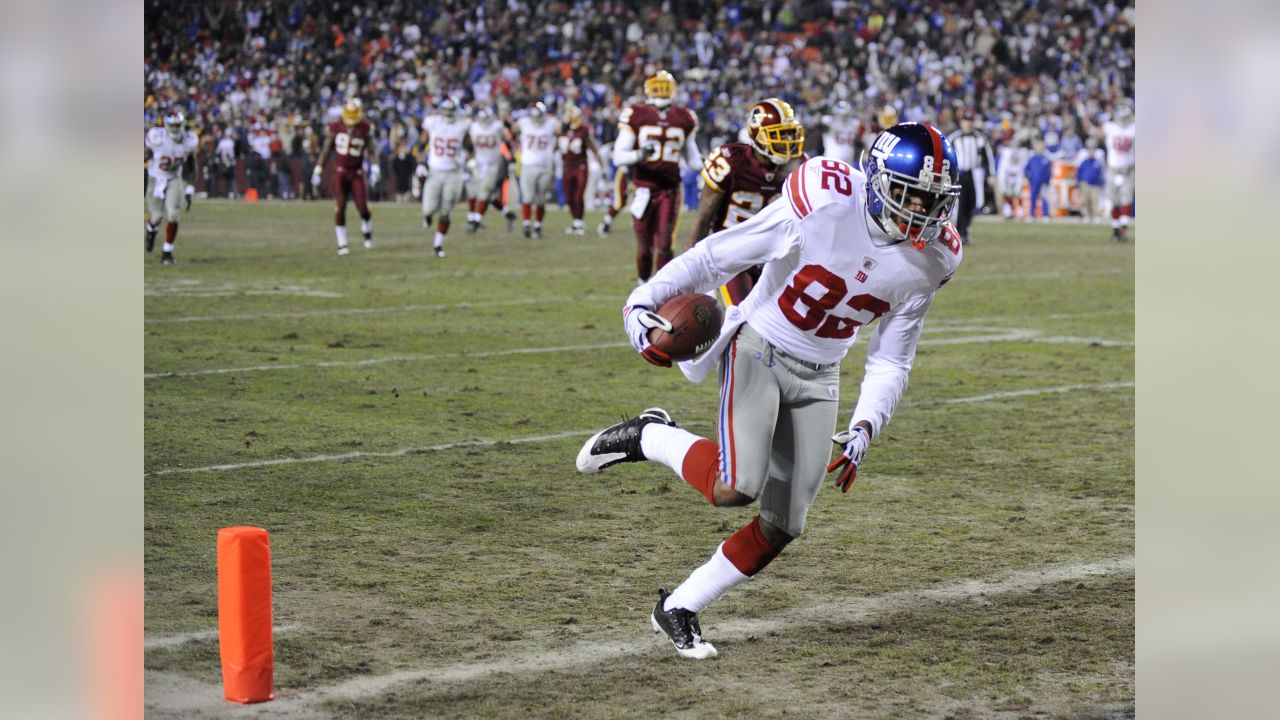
(422, 115, 471, 172)
(146, 127, 199, 179)
(629, 157, 962, 436)
(517, 116, 558, 167)
(1103, 121, 1135, 169)
(997, 146, 1029, 180)
(822, 116, 860, 166)
(469, 119, 507, 166)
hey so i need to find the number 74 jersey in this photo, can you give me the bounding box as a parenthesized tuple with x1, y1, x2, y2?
(630, 156, 962, 395)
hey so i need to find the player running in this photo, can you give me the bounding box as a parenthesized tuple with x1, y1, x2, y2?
(516, 102, 558, 238)
(686, 98, 806, 305)
(559, 105, 604, 236)
(418, 99, 472, 257)
(465, 106, 514, 233)
(144, 111, 199, 265)
(612, 71, 701, 283)
(577, 123, 964, 660)
(312, 98, 374, 256)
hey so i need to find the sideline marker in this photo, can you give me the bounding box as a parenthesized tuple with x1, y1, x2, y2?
(217, 526, 274, 703)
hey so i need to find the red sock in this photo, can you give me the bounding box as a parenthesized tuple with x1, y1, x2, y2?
(679, 439, 720, 505)
(165, 222, 178, 245)
(522, 204, 531, 221)
(1111, 206, 1121, 220)
(1124, 204, 1134, 218)
(476, 201, 488, 216)
(468, 197, 476, 212)
(722, 516, 782, 576)
(535, 205, 545, 222)
(437, 219, 449, 234)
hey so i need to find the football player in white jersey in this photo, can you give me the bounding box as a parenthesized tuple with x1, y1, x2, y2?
(465, 106, 515, 233)
(144, 111, 199, 264)
(1102, 100, 1136, 241)
(820, 100, 859, 166)
(418, 99, 472, 257)
(516, 102, 559, 238)
(577, 123, 963, 659)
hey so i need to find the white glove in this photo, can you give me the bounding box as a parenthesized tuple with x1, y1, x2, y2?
(311, 166, 322, 188)
(415, 163, 428, 180)
(623, 304, 674, 367)
(368, 163, 381, 185)
(827, 426, 870, 492)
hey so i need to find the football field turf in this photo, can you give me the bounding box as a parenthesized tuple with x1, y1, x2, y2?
(145, 199, 1134, 718)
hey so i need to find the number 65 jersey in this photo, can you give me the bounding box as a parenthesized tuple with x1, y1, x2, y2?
(628, 156, 963, 435)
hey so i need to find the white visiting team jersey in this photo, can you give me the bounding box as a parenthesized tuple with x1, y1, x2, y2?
(469, 119, 506, 166)
(998, 145, 1029, 182)
(146, 127, 199, 179)
(1103, 121, 1135, 170)
(822, 116, 860, 166)
(422, 115, 471, 172)
(629, 156, 962, 436)
(517, 116, 558, 167)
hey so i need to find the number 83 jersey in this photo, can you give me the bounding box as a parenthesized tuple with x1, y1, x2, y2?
(631, 156, 962, 391)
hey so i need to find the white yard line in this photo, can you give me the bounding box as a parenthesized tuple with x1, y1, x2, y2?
(144, 342, 630, 379)
(146, 327, 1131, 380)
(934, 381, 1134, 404)
(148, 382, 1131, 477)
(146, 298, 582, 324)
(147, 430, 595, 476)
(145, 624, 302, 651)
(148, 556, 1131, 717)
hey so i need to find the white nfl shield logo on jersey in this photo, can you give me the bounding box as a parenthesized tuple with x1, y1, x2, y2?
(862, 257, 877, 271)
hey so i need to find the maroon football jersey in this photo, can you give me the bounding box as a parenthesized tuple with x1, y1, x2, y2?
(700, 142, 805, 231)
(328, 119, 372, 171)
(619, 103, 698, 190)
(560, 125, 592, 171)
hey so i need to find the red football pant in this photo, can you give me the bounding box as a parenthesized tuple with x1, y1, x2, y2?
(633, 185, 680, 280)
(562, 165, 588, 220)
(333, 167, 370, 226)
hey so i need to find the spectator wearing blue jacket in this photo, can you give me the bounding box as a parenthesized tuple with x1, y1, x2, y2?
(1025, 140, 1053, 221)
(1075, 143, 1106, 223)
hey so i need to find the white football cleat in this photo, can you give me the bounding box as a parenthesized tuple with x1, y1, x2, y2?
(576, 408, 674, 473)
(337, 245, 350, 256)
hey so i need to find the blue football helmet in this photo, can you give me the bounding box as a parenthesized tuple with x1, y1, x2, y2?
(861, 122, 960, 250)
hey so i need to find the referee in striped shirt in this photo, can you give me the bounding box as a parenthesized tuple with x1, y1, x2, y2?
(948, 109, 996, 245)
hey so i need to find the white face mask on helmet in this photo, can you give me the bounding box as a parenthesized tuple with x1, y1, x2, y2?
(165, 112, 186, 142)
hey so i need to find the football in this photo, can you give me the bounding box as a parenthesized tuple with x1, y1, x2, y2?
(648, 293, 724, 362)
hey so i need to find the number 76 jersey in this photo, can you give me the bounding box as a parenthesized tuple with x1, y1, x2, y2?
(631, 156, 962, 380)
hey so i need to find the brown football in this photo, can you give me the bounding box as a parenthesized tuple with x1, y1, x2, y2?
(648, 293, 724, 362)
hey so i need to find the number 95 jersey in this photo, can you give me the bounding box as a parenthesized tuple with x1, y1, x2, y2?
(631, 156, 962, 385)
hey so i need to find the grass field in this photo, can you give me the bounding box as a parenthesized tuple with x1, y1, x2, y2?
(144, 199, 1134, 719)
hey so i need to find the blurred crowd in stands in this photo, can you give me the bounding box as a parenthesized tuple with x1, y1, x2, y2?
(144, 0, 1134, 204)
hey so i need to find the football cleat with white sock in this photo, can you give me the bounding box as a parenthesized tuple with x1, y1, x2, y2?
(575, 408, 675, 473)
(651, 588, 718, 659)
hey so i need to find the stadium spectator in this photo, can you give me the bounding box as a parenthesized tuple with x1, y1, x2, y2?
(1075, 141, 1106, 224)
(1024, 139, 1053, 222)
(146, 0, 1134, 224)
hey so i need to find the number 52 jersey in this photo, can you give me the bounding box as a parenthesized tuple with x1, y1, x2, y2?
(628, 157, 963, 433)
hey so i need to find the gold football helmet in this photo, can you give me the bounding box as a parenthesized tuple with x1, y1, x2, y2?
(747, 98, 805, 165)
(644, 71, 677, 108)
(342, 98, 364, 126)
(564, 104, 583, 128)
(877, 104, 899, 129)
